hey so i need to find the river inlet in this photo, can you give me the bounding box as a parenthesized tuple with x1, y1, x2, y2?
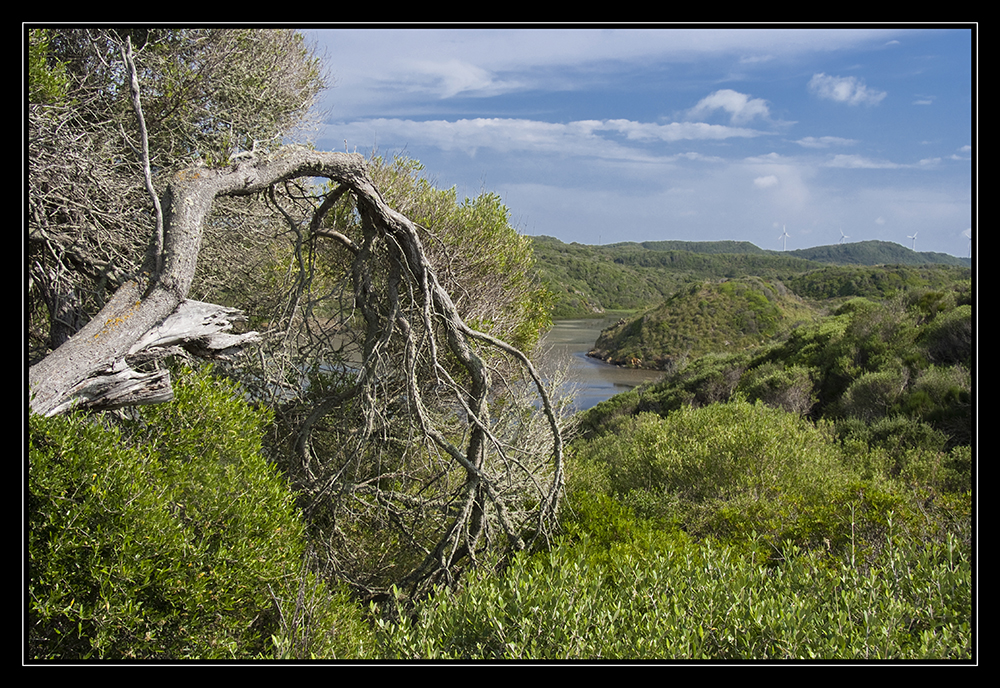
(536, 317, 663, 412)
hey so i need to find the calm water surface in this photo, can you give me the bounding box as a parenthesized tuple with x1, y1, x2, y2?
(537, 317, 663, 412)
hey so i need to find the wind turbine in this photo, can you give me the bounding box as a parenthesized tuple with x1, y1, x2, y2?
(779, 225, 790, 251)
(839, 229, 850, 244)
(907, 232, 918, 251)
(963, 228, 972, 257)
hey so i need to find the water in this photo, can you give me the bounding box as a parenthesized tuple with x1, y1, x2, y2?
(263, 318, 662, 413)
(537, 317, 664, 412)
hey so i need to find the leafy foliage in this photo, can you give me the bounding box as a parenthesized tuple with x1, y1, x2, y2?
(580, 271, 972, 451)
(532, 235, 822, 318)
(377, 527, 971, 660)
(532, 236, 970, 319)
(26, 30, 973, 661)
(215, 152, 569, 602)
(28, 367, 372, 660)
(589, 277, 813, 369)
(787, 265, 971, 301)
(28, 29, 70, 105)
(570, 400, 865, 547)
(363, 155, 554, 353)
(786, 240, 971, 267)
(28, 28, 326, 360)
(375, 366, 972, 660)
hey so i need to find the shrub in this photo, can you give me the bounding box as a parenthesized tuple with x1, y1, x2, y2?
(919, 305, 972, 366)
(838, 367, 910, 422)
(737, 362, 818, 415)
(376, 530, 971, 660)
(568, 399, 892, 558)
(573, 399, 852, 510)
(28, 366, 370, 660)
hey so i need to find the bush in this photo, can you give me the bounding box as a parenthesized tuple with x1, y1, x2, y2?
(376, 530, 971, 660)
(919, 305, 972, 366)
(28, 366, 370, 660)
(573, 399, 852, 510)
(737, 362, 817, 414)
(838, 368, 910, 422)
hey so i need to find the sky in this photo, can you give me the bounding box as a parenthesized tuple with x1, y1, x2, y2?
(301, 26, 975, 257)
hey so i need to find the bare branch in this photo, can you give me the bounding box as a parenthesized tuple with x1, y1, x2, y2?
(121, 36, 164, 275)
(28, 146, 566, 595)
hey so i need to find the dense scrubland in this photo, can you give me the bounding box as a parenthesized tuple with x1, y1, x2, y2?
(532, 234, 970, 319)
(30, 239, 973, 660)
(372, 247, 973, 660)
(28, 28, 972, 661)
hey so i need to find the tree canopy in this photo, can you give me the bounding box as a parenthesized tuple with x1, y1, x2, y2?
(28, 28, 326, 357)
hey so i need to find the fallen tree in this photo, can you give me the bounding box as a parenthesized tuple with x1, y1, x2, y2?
(28, 29, 566, 599)
(28, 143, 566, 592)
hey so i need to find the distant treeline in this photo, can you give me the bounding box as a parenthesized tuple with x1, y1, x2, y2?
(531, 235, 972, 318)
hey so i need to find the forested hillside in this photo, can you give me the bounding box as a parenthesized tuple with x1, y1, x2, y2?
(588, 277, 814, 368)
(579, 281, 971, 439)
(787, 240, 971, 267)
(532, 235, 972, 319)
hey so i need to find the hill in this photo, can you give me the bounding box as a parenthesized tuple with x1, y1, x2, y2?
(786, 240, 971, 267)
(598, 237, 969, 267)
(607, 239, 768, 255)
(531, 236, 971, 318)
(531, 236, 822, 317)
(588, 277, 815, 370)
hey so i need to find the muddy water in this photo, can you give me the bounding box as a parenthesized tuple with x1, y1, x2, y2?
(536, 317, 663, 412)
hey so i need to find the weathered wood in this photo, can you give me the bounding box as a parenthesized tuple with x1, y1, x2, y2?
(129, 299, 260, 358)
(28, 148, 366, 416)
(26, 143, 567, 595)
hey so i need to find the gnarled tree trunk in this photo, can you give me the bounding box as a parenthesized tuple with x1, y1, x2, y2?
(27, 146, 566, 594)
(28, 149, 373, 417)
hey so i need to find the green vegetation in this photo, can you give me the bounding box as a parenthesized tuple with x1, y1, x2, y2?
(589, 277, 815, 369)
(787, 264, 972, 301)
(28, 29, 69, 105)
(378, 525, 970, 660)
(532, 235, 970, 319)
(531, 236, 677, 317)
(28, 367, 374, 660)
(358, 155, 555, 353)
(579, 278, 971, 446)
(376, 398, 971, 660)
(27, 29, 972, 661)
(787, 240, 971, 267)
(28, 248, 973, 660)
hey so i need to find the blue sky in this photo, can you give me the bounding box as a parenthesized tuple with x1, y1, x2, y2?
(302, 26, 974, 257)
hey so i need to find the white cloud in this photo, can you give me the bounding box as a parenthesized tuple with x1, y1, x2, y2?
(826, 154, 900, 169)
(329, 116, 767, 162)
(754, 175, 779, 188)
(687, 89, 771, 124)
(808, 73, 887, 106)
(600, 118, 765, 142)
(795, 136, 857, 148)
(825, 154, 948, 170)
(674, 151, 724, 163)
(406, 59, 513, 98)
